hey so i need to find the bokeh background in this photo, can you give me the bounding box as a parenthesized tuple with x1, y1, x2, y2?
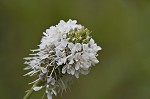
(0, 0, 150, 99)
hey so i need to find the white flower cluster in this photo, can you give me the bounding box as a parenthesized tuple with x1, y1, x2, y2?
(24, 19, 101, 99)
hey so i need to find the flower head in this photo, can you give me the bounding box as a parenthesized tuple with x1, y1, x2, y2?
(24, 19, 101, 99)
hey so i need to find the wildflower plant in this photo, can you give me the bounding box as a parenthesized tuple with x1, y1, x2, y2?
(23, 19, 101, 99)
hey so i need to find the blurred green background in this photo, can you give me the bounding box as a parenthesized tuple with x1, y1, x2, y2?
(0, 0, 150, 99)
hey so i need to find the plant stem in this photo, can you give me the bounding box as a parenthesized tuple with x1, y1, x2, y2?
(23, 80, 40, 99)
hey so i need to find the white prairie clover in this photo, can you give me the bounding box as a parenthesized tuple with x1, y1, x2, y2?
(23, 19, 102, 99)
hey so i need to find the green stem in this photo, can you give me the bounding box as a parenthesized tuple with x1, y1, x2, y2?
(23, 80, 40, 99)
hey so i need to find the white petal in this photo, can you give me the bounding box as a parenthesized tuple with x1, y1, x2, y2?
(82, 44, 89, 51)
(89, 38, 95, 45)
(43, 32, 48, 37)
(68, 43, 74, 50)
(41, 67, 47, 73)
(47, 92, 52, 99)
(33, 86, 42, 91)
(70, 67, 75, 75)
(75, 62, 80, 70)
(57, 60, 63, 66)
(51, 78, 55, 85)
(62, 66, 67, 74)
(69, 60, 74, 64)
(75, 43, 81, 51)
(41, 54, 49, 60)
(75, 71, 79, 78)
(81, 70, 89, 75)
(55, 49, 63, 57)
(91, 57, 99, 64)
(24, 66, 31, 70)
(97, 46, 102, 50)
(67, 69, 71, 74)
